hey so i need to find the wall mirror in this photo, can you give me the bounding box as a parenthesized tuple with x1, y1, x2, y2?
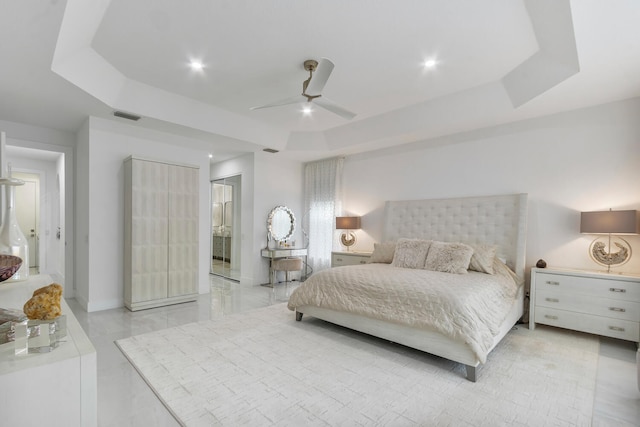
(267, 205, 296, 242)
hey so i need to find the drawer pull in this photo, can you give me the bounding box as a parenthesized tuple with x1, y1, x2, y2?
(545, 298, 559, 303)
(544, 315, 558, 320)
(545, 280, 560, 286)
(609, 307, 626, 312)
(608, 326, 625, 332)
(359, 260, 366, 264)
(609, 288, 626, 293)
(336, 258, 343, 262)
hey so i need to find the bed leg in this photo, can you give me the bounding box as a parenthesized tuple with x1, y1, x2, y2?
(296, 312, 303, 321)
(465, 365, 477, 382)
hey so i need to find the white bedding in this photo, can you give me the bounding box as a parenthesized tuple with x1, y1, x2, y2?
(287, 261, 519, 363)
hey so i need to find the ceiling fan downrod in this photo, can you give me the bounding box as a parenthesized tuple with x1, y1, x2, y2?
(302, 59, 320, 100)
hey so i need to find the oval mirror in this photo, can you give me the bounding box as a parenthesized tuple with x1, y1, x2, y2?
(267, 205, 296, 242)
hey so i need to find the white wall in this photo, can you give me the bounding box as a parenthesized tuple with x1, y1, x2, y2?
(75, 120, 90, 306)
(80, 117, 213, 312)
(253, 151, 304, 282)
(341, 97, 640, 276)
(56, 153, 66, 279)
(211, 151, 303, 285)
(1, 120, 75, 296)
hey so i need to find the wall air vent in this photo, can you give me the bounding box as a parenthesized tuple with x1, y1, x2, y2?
(263, 148, 279, 153)
(113, 111, 141, 121)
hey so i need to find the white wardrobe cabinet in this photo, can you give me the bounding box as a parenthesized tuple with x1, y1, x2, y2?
(124, 156, 199, 311)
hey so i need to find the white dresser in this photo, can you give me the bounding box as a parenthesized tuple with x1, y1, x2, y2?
(529, 267, 640, 343)
(0, 275, 97, 426)
(331, 251, 372, 267)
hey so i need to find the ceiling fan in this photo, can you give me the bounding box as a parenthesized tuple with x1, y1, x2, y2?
(250, 58, 356, 120)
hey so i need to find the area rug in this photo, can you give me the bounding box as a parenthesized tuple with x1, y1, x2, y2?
(116, 303, 598, 426)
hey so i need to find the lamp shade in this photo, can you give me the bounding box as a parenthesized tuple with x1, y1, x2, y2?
(336, 216, 361, 230)
(580, 210, 640, 235)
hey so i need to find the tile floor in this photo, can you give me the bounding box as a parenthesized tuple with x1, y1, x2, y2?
(211, 259, 241, 281)
(67, 275, 640, 427)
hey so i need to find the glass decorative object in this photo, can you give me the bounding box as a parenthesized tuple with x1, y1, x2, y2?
(0, 309, 67, 355)
(25, 316, 67, 353)
(0, 174, 29, 281)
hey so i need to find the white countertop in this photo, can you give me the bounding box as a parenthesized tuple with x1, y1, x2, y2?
(0, 274, 95, 374)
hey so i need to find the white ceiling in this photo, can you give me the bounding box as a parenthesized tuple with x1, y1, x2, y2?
(1, 0, 639, 163)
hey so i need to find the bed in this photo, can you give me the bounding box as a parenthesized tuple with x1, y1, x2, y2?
(287, 193, 528, 382)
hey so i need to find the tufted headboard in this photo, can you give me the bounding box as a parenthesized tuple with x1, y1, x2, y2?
(383, 193, 528, 283)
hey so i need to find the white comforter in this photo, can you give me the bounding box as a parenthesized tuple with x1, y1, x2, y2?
(287, 261, 519, 363)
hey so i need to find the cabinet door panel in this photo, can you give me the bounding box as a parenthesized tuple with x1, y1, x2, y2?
(131, 160, 169, 302)
(168, 165, 199, 297)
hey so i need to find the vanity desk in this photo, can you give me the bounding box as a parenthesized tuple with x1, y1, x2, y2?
(262, 205, 308, 285)
(261, 247, 308, 285)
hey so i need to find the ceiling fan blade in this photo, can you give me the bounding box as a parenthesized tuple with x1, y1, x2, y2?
(250, 95, 306, 110)
(305, 57, 334, 96)
(314, 97, 356, 120)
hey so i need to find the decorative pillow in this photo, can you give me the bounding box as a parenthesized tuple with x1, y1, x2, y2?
(424, 241, 474, 274)
(468, 244, 497, 274)
(369, 242, 396, 264)
(391, 239, 432, 269)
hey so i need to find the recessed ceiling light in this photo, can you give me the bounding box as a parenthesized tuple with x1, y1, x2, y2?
(208, 153, 213, 159)
(423, 58, 437, 69)
(189, 60, 204, 71)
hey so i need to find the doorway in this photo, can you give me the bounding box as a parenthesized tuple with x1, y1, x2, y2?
(5, 146, 67, 285)
(210, 175, 241, 281)
(13, 171, 40, 273)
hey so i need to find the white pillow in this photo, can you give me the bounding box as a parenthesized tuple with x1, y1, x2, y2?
(468, 244, 497, 274)
(370, 242, 396, 264)
(391, 239, 432, 269)
(424, 241, 473, 274)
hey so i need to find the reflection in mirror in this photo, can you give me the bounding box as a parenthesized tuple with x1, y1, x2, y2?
(211, 176, 241, 281)
(212, 203, 223, 227)
(267, 206, 296, 242)
(224, 201, 233, 227)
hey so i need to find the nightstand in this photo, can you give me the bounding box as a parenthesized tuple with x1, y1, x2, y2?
(529, 267, 640, 343)
(331, 251, 372, 267)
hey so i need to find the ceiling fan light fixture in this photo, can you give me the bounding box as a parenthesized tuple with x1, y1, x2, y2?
(189, 60, 204, 71)
(423, 58, 437, 69)
(302, 105, 313, 116)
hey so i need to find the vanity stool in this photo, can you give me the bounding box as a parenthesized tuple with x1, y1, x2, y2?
(271, 257, 303, 285)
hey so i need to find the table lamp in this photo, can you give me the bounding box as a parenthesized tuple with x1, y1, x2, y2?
(580, 209, 640, 272)
(336, 216, 361, 251)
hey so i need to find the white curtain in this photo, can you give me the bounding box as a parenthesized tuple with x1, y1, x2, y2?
(303, 157, 343, 273)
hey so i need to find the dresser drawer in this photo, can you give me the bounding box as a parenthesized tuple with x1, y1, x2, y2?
(331, 253, 371, 267)
(535, 289, 640, 322)
(535, 272, 640, 302)
(535, 307, 639, 342)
